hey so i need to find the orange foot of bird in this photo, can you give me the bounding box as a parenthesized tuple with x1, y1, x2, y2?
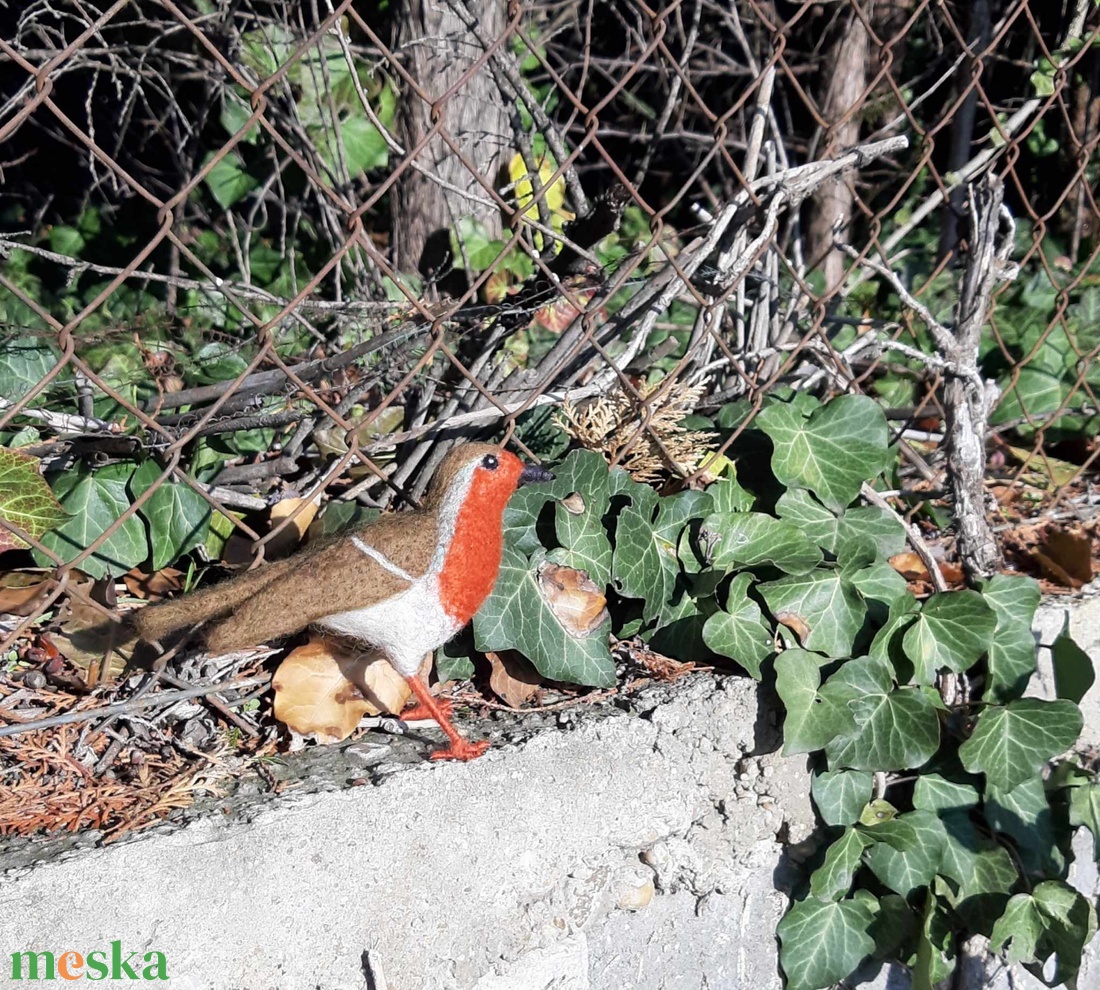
(429, 738, 490, 762)
(400, 699, 454, 722)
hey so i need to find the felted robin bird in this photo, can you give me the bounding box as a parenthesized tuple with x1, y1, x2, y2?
(131, 443, 553, 761)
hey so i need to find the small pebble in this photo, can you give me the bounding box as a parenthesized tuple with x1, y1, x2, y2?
(617, 879, 655, 912)
(22, 670, 46, 690)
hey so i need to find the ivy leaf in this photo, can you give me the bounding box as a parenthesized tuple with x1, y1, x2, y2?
(775, 649, 855, 756)
(987, 777, 1065, 877)
(861, 810, 947, 897)
(812, 769, 874, 826)
(980, 573, 1041, 628)
(993, 367, 1068, 435)
(823, 657, 941, 772)
(869, 607, 919, 676)
(757, 394, 890, 510)
(777, 896, 875, 990)
(337, 114, 388, 176)
(1060, 764, 1100, 861)
(989, 881, 1098, 988)
(473, 545, 615, 687)
(614, 488, 712, 625)
(0, 447, 68, 552)
(836, 506, 907, 561)
(986, 619, 1039, 703)
(35, 463, 148, 579)
(203, 149, 259, 209)
(913, 886, 956, 989)
(847, 559, 910, 611)
(436, 630, 476, 683)
(1051, 617, 1095, 705)
(912, 775, 979, 814)
(810, 828, 870, 901)
(759, 570, 866, 658)
(871, 893, 919, 962)
(901, 591, 997, 685)
(701, 511, 822, 574)
(776, 489, 840, 547)
(130, 461, 212, 570)
(959, 699, 1083, 791)
(503, 449, 611, 556)
(939, 821, 1018, 934)
(708, 473, 754, 513)
(701, 572, 772, 677)
(0, 339, 63, 402)
(976, 574, 1042, 702)
(553, 491, 613, 586)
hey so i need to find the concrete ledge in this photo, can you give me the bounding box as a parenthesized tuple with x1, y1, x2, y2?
(1, 590, 1098, 990)
(0, 675, 812, 989)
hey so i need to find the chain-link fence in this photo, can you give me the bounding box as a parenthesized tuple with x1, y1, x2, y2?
(0, 0, 1097, 662)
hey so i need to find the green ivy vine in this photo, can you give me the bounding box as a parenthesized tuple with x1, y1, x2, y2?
(462, 391, 1098, 990)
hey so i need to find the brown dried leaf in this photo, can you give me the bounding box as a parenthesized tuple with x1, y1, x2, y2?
(1034, 528, 1093, 588)
(122, 567, 184, 601)
(272, 636, 411, 744)
(889, 551, 929, 581)
(0, 572, 51, 615)
(266, 495, 321, 559)
(53, 573, 130, 682)
(537, 561, 609, 638)
(486, 649, 541, 708)
(560, 492, 586, 516)
(775, 611, 812, 642)
(887, 552, 963, 587)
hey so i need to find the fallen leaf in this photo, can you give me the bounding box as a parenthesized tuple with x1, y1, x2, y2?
(1005, 445, 1080, 489)
(273, 636, 411, 744)
(775, 611, 812, 641)
(266, 495, 322, 559)
(889, 551, 928, 580)
(0, 571, 52, 615)
(48, 572, 131, 684)
(887, 552, 963, 586)
(122, 567, 184, 601)
(537, 561, 609, 638)
(486, 649, 541, 708)
(1033, 527, 1093, 588)
(560, 492, 586, 516)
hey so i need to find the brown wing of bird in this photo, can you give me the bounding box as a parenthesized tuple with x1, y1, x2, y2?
(132, 511, 439, 654)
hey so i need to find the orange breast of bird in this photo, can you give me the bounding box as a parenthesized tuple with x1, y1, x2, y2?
(437, 463, 515, 625)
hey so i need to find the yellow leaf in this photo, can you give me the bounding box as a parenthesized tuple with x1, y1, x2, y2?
(507, 152, 574, 250)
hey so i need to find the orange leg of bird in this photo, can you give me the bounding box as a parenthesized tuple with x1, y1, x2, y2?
(403, 676, 489, 762)
(400, 698, 454, 722)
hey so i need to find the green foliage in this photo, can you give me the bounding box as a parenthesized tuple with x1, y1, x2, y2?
(25, 460, 218, 580)
(0, 447, 69, 553)
(481, 392, 1095, 989)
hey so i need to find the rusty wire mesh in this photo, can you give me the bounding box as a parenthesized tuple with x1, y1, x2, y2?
(0, 0, 1097, 660)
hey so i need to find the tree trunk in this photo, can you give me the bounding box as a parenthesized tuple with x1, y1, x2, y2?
(393, 0, 511, 280)
(809, 1, 910, 292)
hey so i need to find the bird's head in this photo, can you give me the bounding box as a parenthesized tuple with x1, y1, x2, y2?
(426, 442, 553, 520)
(429, 443, 554, 627)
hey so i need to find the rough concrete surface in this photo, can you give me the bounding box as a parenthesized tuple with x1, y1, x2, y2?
(0, 591, 1098, 990)
(0, 675, 811, 990)
(1034, 591, 1100, 749)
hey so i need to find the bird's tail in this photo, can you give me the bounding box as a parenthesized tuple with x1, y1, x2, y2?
(130, 556, 298, 644)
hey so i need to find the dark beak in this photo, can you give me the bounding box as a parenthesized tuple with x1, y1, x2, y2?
(518, 463, 554, 487)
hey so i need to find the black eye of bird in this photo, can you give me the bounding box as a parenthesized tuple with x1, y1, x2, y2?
(482, 454, 498, 471)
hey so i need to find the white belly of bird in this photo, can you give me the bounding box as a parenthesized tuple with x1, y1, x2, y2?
(317, 576, 460, 677)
